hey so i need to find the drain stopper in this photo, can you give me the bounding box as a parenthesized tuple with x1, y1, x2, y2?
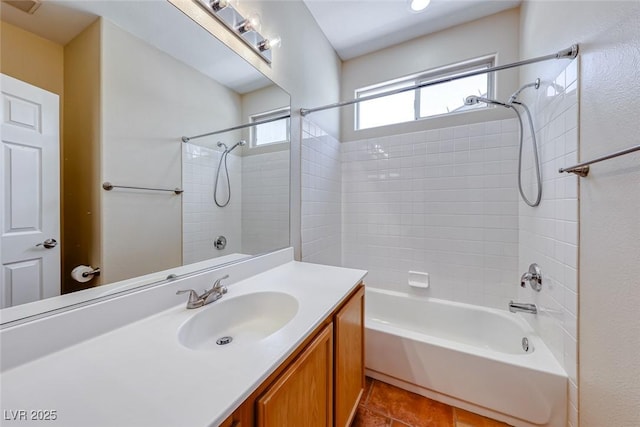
(216, 336, 233, 345)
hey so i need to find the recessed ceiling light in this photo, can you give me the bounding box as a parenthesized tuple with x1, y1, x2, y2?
(409, 0, 431, 12)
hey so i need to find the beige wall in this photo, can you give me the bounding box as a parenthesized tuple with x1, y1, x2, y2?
(0, 21, 64, 96)
(240, 84, 290, 155)
(520, 2, 640, 427)
(340, 8, 520, 142)
(63, 20, 102, 292)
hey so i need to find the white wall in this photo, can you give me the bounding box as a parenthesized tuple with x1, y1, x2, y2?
(342, 119, 520, 308)
(516, 59, 579, 426)
(238, 85, 291, 256)
(340, 8, 520, 142)
(301, 118, 342, 266)
(168, 0, 343, 260)
(240, 84, 290, 143)
(101, 19, 241, 282)
(183, 144, 243, 264)
(241, 150, 290, 255)
(183, 145, 289, 263)
(520, 2, 640, 427)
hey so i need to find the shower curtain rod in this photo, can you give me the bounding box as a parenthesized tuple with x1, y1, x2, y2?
(182, 113, 291, 143)
(300, 44, 579, 117)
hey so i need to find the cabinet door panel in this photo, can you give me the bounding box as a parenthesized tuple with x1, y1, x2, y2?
(335, 286, 365, 427)
(257, 324, 333, 427)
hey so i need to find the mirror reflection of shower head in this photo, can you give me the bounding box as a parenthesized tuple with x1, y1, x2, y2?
(508, 78, 541, 105)
(228, 139, 246, 153)
(464, 95, 510, 108)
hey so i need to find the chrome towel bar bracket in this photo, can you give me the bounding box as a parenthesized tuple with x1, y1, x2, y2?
(559, 144, 640, 177)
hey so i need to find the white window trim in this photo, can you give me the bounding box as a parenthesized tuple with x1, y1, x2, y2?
(249, 106, 291, 148)
(354, 55, 496, 130)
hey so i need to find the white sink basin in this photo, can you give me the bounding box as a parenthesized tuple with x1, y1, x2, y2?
(178, 291, 298, 351)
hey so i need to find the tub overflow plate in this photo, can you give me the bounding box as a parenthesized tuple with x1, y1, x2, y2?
(522, 337, 530, 352)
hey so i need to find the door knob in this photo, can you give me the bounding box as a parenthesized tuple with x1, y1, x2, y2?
(36, 238, 58, 249)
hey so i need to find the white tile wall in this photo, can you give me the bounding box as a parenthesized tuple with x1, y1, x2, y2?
(241, 150, 290, 254)
(341, 119, 520, 309)
(182, 143, 242, 264)
(517, 60, 579, 424)
(301, 119, 342, 266)
(300, 62, 579, 426)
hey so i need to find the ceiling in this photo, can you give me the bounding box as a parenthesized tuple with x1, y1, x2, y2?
(303, 0, 521, 60)
(0, 0, 272, 93)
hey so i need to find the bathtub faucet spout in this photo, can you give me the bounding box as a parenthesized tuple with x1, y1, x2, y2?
(509, 301, 537, 314)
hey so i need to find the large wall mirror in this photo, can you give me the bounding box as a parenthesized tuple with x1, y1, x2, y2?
(0, 0, 290, 323)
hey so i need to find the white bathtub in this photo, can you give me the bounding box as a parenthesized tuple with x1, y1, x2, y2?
(365, 288, 567, 427)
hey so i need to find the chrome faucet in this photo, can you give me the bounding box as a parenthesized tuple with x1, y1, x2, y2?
(520, 263, 542, 291)
(177, 274, 229, 309)
(509, 301, 538, 314)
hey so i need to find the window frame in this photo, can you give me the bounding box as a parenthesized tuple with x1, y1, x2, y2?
(249, 106, 291, 148)
(354, 55, 496, 131)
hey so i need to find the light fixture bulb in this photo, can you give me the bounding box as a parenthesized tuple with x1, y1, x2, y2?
(268, 35, 282, 50)
(409, 0, 430, 12)
(210, 0, 229, 11)
(258, 35, 281, 52)
(237, 12, 261, 33)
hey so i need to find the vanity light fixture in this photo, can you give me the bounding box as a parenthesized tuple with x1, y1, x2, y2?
(197, 0, 276, 64)
(409, 0, 431, 12)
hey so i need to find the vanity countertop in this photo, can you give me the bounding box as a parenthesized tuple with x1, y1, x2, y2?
(0, 260, 366, 426)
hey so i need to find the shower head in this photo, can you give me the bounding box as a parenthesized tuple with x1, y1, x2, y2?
(464, 95, 510, 108)
(508, 78, 541, 105)
(227, 139, 247, 153)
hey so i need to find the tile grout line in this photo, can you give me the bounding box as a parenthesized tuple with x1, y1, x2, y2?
(355, 377, 509, 427)
(364, 378, 375, 405)
(364, 379, 395, 426)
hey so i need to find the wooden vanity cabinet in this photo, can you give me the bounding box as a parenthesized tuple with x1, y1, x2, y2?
(220, 284, 364, 427)
(334, 286, 365, 426)
(218, 415, 240, 427)
(257, 324, 334, 426)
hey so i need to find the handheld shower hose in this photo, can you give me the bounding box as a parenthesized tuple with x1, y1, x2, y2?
(214, 140, 246, 208)
(464, 82, 542, 207)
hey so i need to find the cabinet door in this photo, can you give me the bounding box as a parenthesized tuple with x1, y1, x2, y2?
(257, 324, 333, 427)
(218, 415, 240, 427)
(335, 286, 365, 427)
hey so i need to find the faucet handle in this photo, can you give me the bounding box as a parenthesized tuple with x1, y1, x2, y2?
(212, 274, 229, 290)
(521, 263, 542, 292)
(176, 289, 200, 302)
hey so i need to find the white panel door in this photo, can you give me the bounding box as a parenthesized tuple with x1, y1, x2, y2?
(0, 74, 60, 309)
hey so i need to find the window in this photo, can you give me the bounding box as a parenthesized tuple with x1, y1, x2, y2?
(250, 107, 290, 147)
(355, 57, 494, 130)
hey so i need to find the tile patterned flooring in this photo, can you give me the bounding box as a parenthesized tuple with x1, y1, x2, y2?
(351, 377, 511, 427)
